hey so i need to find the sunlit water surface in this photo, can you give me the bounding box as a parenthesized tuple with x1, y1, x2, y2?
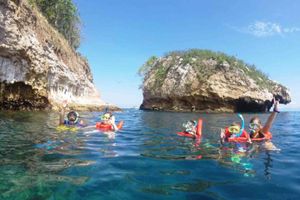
(0, 109, 299, 200)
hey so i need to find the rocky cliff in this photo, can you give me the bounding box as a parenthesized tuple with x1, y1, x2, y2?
(0, 0, 105, 110)
(140, 49, 291, 112)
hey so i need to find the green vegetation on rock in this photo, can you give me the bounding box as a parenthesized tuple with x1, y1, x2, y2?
(138, 56, 158, 77)
(154, 64, 168, 88)
(29, 0, 81, 49)
(139, 49, 277, 90)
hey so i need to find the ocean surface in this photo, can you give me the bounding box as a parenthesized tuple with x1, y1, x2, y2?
(0, 109, 299, 200)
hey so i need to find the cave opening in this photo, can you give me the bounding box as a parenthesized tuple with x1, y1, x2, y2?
(235, 98, 266, 113)
(0, 81, 49, 110)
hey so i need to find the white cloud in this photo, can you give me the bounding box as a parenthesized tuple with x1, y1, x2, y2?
(243, 21, 300, 37)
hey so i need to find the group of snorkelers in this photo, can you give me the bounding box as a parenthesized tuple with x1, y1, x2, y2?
(182, 97, 280, 145)
(60, 96, 280, 146)
(59, 100, 119, 131)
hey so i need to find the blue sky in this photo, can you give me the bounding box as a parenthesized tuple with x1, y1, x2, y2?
(74, 0, 300, 110)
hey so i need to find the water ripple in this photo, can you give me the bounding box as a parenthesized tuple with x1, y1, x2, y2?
(0, 110, 299, 199)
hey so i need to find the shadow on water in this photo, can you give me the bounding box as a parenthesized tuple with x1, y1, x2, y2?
(0, 110, 299, 199)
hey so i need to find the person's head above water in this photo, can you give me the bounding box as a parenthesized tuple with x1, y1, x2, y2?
(67, 111, 79, 123)
(228, 122, 241, 134)
(107, 111, 113, 116)
(101, 112, 113, 120)
(249, 117, 262, 133)
(189, 120, 197, 125)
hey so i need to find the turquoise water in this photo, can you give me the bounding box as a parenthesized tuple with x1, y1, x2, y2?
(0, 109, 299, 200)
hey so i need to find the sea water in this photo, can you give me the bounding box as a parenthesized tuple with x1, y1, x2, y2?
(0, 109, 299, 200)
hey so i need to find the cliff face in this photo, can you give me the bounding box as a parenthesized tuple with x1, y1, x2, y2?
(140, 50, 291, 112)
(0, 0, 104, 110)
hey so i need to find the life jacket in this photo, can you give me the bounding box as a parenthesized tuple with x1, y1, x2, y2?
(64, 119, 78, 126)
(251, 131, 272, 141)
(224, 127, 249, 140)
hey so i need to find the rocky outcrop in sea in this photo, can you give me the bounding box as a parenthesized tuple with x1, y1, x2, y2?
(0, 0, 105, 110)
(140, 49, 291, 112)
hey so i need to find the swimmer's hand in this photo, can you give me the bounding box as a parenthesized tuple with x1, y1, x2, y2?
(62, 100, 68, 108)
(273, 100, 280, 113)
(220, 128, 225, 138)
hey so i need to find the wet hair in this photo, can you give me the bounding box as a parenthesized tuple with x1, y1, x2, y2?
(250, 117, 261, 125)
(104, 111, 113, 116)
(230, 122, 240, 127)
(189, 120, 196, 125)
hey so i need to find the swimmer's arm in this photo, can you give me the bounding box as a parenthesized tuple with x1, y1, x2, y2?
(220, 128, 225, 145)
(59, 107, 65, 125)
(262, 100, 279, 134)
(80, 125, 95, 130)
(262, 112, 277, 134)
(252, 131, 260, 139)
(59, 101, 68, 125)
(246, 131, 252, 144)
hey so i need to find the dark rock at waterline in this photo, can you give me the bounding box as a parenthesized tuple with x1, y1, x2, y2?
(0, 82, 49, 111)
(139, 50, 291, 113)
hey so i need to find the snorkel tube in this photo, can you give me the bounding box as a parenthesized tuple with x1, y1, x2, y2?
(101, 105, 110, 120)
(236, 113, 245, 137)
(104, 106, 109, 113)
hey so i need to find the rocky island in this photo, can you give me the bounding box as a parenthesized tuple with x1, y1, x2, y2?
(139, 49, 291, 112)
(0, 0, 108, 110)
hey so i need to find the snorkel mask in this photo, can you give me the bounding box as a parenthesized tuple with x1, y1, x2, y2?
(101, 113, 111, 120)
(228, 125, 241, 134)
(249, 123, 260, 134)
(182, 120, 197, 133)
(229, 114, 245, 137)
(67, 111, 79, 124)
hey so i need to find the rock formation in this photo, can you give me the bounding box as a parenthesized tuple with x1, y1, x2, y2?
(0, 0, 106, 110)
(140, 50, 291, 112)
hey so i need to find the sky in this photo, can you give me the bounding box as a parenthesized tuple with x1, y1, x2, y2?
(74, 0, 300, 110)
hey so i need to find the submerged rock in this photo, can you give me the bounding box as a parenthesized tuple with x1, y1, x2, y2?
(139, 50, 291, 112)
(0, 0, 105, 110)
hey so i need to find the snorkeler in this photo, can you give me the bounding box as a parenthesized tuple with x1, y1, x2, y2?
(59, 101, 85, 127)
(220, 114, 251, 144)
(247, 98, 281, 151)
(100, 111, 118, 131)
(249, 98, 279, 140)
(182, 120, 197, 135)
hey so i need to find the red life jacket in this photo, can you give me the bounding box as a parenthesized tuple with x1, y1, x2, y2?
(224, 128, 249, 140)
